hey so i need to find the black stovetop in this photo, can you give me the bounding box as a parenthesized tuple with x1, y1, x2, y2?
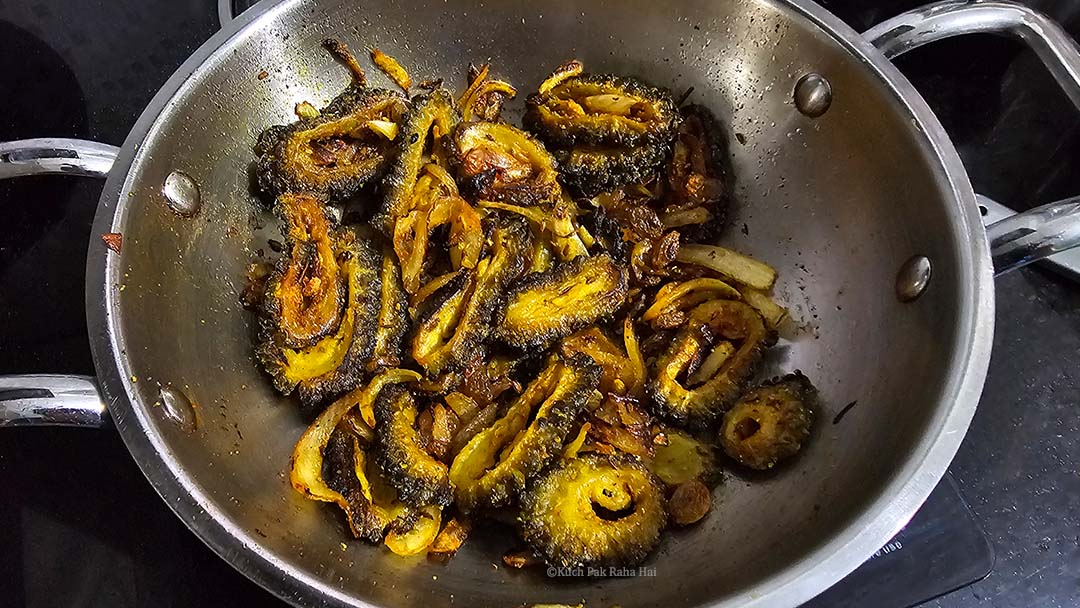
(2, 1, 1079, 607)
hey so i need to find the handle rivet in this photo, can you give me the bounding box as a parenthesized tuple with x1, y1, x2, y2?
(163, 170, 202, 217)
(794, 73, 832, 118)
(896, 255, 932, 302)
(158, 385, 197, 432)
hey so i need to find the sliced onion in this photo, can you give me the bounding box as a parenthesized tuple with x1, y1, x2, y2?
(676, 244, 777, 290)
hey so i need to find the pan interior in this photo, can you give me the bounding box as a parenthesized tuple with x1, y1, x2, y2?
(97, 0, 986, 606)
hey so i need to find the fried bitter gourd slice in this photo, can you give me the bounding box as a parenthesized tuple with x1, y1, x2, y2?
(449, 354, 601, 512)
(519, 453, 666, 568)
(497, 254, 628, 349)
(368, 243, 409, 371)
(262, 193, 345, 348)
(559, 327, 640, 396)
(553, 141, 667, 198)
(375, 89, 460, 234)
(525, 72, 682, 147)
(449, 121, 560, 206)
(258, 226, 381, 405)
(289, 369, 421, 541)
(720, 372, 816, 470)
(391, 163, 484, 295)
(648, 300, 776, 427)
(256, 87, 408, 199)
(411, 217, 529, 375)
(375, 385, 453, 507)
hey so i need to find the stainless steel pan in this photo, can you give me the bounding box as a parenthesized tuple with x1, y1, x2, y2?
(3, 1, 1080, 606)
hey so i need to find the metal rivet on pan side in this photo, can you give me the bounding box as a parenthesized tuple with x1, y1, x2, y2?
(162, 170, 202, 217)
(896, 255, 932, 302)
(794, 73, 832, 118)
(158, 385, 197, 432)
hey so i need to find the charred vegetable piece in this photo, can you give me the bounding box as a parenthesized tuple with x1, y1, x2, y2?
(459, 64, 517, 122)
(643, 277, 740, 329)
(498, 254, 628, 349)
(256, 88, 407, 199)
(587, 393, 654, 458)
(589, 188, 682, 286)
(525, 72, 682, 147)
(428, 516, 471, 560)
(375, 386, 453, 506)
(449, 354, 601, 512)
(371, 47, 412, 92)
(720, 372, 816, 470)
(519, 453, 666, 567)
(321, 430, 391, 541)
(554, 142, 667, 198)
(391, 166, 484, 295)
(259, 226, 383, 405)
(648, 300, 776, 427)
(537, 60, 584, 95)
(450, 121, 560, 206)
(479, 197, 589, 262)
(323, 38, 368, 85)
(262, 193, 345, 348)
(376, 89, 460, 234)
(411, 218, 529, 374)
(648, 430, 717, 487)
(369, 243, 409, 370)
(289, 370, 420, 541)
(385, 505, 442, 556)
(661, 104, 729, 235)
(560, 327, 637, 396)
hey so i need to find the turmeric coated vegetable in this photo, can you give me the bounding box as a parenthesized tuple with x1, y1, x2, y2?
(288, 369, 420, 540)
(450, 121, 560, 206)
(519, 453, 667, 567)
(368, 243, 410, 370)
(720, 372, 816, 470)
(258, 224, 382, 406)
(648, 429, 717, 487)
(376, 89, 460, 234)
(648, 300, 776, 427)
(449, 354, 600, 512)
(385, 505, 442, 555)
(375, 385, 453, 506)
(498, 254, 628, 349)
(256, 88, 407, 199)
(525, 72, 681, 147)
(559, 327, 638, 396)
(411, 217, 530, 375)
(459, 64, 517, 122)
(371, 47, 412, 92)
(262, 193, 345, 349)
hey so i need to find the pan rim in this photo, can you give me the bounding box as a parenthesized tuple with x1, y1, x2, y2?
(83, 0, 995, 606)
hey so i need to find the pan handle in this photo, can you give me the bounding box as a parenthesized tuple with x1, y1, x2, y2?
(0, 138, 118, 179)
(0, 139, 115, 428)
(218, 0, 236, 28)
(0, 375, 110, 428)
(865, 0, 1080, 276)
(865, 0, 1080, 109)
